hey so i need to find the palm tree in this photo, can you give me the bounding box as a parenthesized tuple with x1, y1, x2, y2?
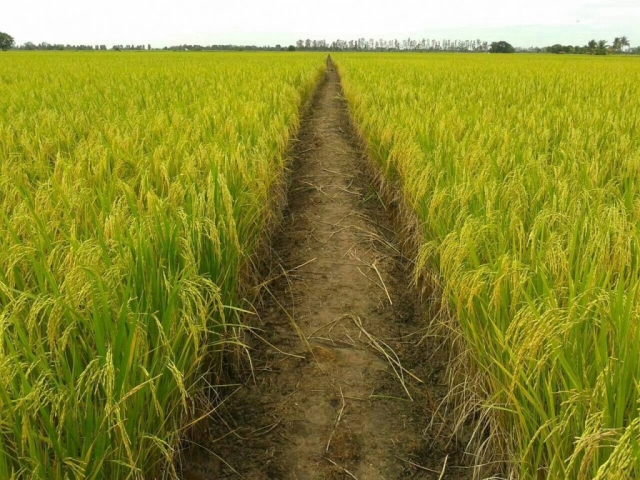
(613, 37, 622, 52)
(587, 39, 597, 54)
(621, 36, 630, 52)
(596, 39, 609, 55)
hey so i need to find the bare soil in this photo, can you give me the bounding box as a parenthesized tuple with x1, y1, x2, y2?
(181, 63, 472, 479)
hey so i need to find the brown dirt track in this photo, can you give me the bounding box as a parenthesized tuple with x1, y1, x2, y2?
(181, 61, 472, 480)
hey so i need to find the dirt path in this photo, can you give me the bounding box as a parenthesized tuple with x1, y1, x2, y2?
(183, 63, 471, 479)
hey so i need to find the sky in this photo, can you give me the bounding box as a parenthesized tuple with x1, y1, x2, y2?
(2, 0, 639, 48)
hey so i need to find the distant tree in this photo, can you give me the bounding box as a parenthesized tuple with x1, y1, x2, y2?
(0, 32, 15, 51)
(587, 39, 597, 54)
(548, 44, 561, 54)
(287, 45, 296, 51)
(612, 37, 622, 52)
(489, 41, 515, 53)
(620, 36, 630, 52)
(596, 39, 609, 55)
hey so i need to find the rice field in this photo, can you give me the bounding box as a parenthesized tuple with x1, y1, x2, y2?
(3, 50, 640, 479)
(0, 52, 324, 479)
(336, 53, 640, 479)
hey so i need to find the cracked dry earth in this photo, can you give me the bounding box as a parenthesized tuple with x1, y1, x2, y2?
(182, 63, 472, 479)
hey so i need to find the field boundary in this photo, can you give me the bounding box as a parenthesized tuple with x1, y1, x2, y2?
(184, 55, 474, 479)
(175, 63, 328, 472)
(236, 65, 328, 312)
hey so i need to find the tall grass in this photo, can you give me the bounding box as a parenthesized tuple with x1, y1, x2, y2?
(0, 52, 324, 479)
(337, 53, 640, 479)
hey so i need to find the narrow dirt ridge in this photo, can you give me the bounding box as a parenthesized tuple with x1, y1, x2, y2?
(183, 62, 471, 479)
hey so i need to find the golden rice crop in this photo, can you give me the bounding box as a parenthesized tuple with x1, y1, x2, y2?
(336, 53, 640, 479)
(0, 51, 324, 479)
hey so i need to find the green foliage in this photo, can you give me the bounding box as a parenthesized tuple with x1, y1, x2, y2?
(597, 39, 610, 55)
(337, 53, 640, 479)
(0, 32, 15, 51)
(490, 40, 515, 53)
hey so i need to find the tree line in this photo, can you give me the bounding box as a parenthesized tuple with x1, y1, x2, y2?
(293, 38, 492, 52)
(293, 37, 635, 55)
(0, 31, 636, 55)
(13, 42, 152, 51)
(539, 37, 634, 55)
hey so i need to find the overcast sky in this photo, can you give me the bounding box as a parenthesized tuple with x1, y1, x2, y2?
(2, 0, 639, 48)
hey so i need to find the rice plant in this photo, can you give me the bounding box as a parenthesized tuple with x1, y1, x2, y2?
(336, 53, 640, 479)
(0, 51, 324, 479)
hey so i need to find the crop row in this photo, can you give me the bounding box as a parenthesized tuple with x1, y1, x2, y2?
(337, 53, 640, 479)
(0, 52, 324, 479)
